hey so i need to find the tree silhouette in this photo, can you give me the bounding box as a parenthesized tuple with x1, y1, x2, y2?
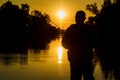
(86, 0, 120, 80)
(29, 10, 60, 49)
(0, 1, 60, 52)
(0, 1, 29, 52)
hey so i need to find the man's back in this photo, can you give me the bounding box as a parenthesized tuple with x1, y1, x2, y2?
(62, 24, 93, 49)
(62, 23, 94, 61)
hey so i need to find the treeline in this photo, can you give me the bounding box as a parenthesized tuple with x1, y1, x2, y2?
(86, 0, 120, 80)
(0, 1, 60, 52)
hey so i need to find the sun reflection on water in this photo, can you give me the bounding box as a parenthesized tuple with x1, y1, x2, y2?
(57, 46, 63, 64)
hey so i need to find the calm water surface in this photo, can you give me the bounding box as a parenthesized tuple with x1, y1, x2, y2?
(0, 38, 104, 80)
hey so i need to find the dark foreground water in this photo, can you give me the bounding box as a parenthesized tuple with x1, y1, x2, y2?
(0, 38, 104, 80)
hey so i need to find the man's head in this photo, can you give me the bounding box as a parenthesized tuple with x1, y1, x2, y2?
(75, 10, 86, 24)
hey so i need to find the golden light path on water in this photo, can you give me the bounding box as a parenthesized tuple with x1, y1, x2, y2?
(57, 46, 63, 64)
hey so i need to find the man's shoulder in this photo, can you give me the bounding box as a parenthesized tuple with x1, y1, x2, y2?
(67, 24, 77, 30)
(70, 24, 77, 26)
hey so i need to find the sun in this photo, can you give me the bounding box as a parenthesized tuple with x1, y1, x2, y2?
(57, 10, 66, 20)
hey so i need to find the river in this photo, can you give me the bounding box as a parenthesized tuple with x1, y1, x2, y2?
(0, 37, 104, 80)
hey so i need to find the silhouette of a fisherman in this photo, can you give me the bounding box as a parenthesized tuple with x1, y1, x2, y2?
(62, 10, 95, 80)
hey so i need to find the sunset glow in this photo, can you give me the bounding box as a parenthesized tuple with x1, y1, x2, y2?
(0, 0, 103, 29)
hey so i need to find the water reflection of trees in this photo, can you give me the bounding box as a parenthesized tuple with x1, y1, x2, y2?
(0, 1, 60, 53)
(0, 50, 49, 66)
(0, 53, 28, 66)
(86, 0, 120, 80)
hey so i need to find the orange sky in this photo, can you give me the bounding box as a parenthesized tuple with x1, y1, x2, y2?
(0, 0, 103, 29)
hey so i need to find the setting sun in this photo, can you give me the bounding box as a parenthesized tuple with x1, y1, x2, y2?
(57, 10, 66, 20)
